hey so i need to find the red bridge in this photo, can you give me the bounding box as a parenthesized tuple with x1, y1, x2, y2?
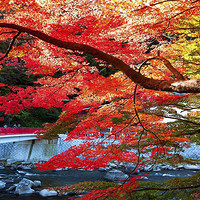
(0, 127, 42, 136)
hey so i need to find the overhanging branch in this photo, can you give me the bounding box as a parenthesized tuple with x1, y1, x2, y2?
(0, 23, 200, 93)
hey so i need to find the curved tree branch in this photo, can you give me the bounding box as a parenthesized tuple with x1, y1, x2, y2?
(142, 56, 186, 81)
(0, 23, 200, 93)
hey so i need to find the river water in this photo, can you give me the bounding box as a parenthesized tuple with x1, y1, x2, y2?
(0, 168, 106, 200)
(0, 167, 199, 200)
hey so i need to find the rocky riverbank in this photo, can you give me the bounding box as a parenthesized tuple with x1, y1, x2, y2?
(1, 157, 200, 178)
(0, 158, 200, 199)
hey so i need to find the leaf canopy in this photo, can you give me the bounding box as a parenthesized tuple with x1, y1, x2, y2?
(0, 0, 200, 199)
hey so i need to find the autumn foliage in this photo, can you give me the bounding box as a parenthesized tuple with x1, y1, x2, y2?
(0, 0, 200, 199)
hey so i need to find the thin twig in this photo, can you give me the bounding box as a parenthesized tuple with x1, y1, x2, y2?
(132, 0, 178, 12)
(0, 31, 17, 35)
(0, 31, 21, 61)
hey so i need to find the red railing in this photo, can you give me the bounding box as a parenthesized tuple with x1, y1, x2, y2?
(0, 127, 42, 136)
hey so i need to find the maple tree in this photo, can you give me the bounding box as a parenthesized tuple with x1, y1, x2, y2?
(0, 0, 200, 199)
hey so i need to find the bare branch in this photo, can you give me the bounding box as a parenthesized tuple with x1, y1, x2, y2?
(132, 0, 178, 12)
(135, 184, 200, 192)
(0, 31, 18, 35)
(0, 31, 21, 61)
(143, 6, 199, 32)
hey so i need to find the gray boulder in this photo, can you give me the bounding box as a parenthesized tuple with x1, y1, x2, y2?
(98, 167, 110, 171)
(14, 178, 35, 195)
(104, 169, 129, 182)
(183, 164, 200, 170)
(0, 181, 6, 189)
(39, 189, 57, 197)
(33, 180, 41, 187)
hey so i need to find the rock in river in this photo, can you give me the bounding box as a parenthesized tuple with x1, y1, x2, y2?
(33, 180, 41, 187)
(104, 169, 128, 182)
(39, 189, 58, 197)
(0, 181, 6, 189)
(14, 178, 35, 195)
